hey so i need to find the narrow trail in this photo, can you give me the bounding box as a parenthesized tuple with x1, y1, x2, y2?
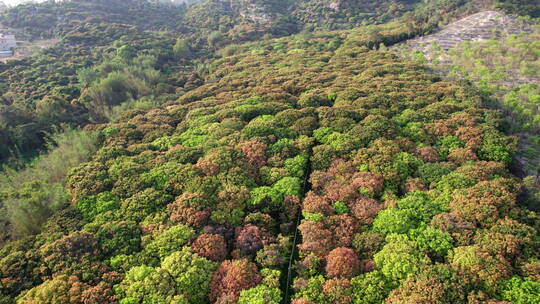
(282, 149, 312, 304)
(282, 199, 303, 304)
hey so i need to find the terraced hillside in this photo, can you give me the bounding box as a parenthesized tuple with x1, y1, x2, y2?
(396, 10, 532, 61)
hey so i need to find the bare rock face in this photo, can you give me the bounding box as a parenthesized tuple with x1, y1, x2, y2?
(397, 10, 532, 56)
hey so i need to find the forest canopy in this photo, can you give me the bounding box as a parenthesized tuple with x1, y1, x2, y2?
(0, 0, 539, 304)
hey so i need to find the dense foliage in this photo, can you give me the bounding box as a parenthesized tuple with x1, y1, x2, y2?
(0, 0, 539, 303)
(2, 0, 537, 164)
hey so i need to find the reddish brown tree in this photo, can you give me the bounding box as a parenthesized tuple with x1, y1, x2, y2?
(415, 146, 439, 163)
(521, 260, 540, 281)
(451, 245, 512, 293)
(39, 231, 101, 276)
(239, 140, 268, 168)
(449, 179, 518, 227)
(203, 225, 235, 245)
(326, 159, 357, 183)
(309, 170, 334, 193)
(359, 259, 375, 273)
(352, 231, 385, 259)
(167, 192, 211, 228)
(430, 212, 476, 246)
(467, 291, 512, 304)
(234, 225, 272, 256)
(455, 126, 483, 149)
(80, 281, 119, 304)
(350, 172, 384, 197)
(455, 161, 507, 182)
(195, 157, 220, 176)
(292, 299, 315, 304)
(327, 215, 357, 248)
(209, 259, 262, 303)
(324, 182, 359, 203)
(323, 278, 352, 304)
(192, 234, 228, 262)
(475, 217, 536, 258)
(401, 177, 427, 193)
(325, 247, 360, 279)
(302, 192, 333, 215)
(350, 197, 382, 225)
(298, 221, 334, 257)
(448, 148, 478, 164)
(386, 265, 467, 304)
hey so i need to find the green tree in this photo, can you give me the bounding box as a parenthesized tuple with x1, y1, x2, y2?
(374, 234, 430, 282)
(372, 208, 418, 235)
(173, 38, 192, 59)
(162, 247, 217, 304)
(408, 226, 454, 260)
(117, 45, 136, 62)
(238, 285, 282, 304)
(293, 275, 328, 304)
(284, 154, 309, 178)
(273, 176, 303, 197)
(144, 224, 195, 261)
(116, 266, 181, 304)
(91, 220, 141, 256)
(501, 276, 540, 304)
(351, 270, 396, 304)
(436, 136, 464, 160)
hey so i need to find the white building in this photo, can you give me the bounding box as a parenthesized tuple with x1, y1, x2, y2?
(0, 33, 16, 57)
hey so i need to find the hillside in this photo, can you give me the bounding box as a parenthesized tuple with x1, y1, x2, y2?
(0, 0, 539, 304)
(397, 10, 532, 58)
(0, 0, 437, 164)
(395, 10, 540, 181)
